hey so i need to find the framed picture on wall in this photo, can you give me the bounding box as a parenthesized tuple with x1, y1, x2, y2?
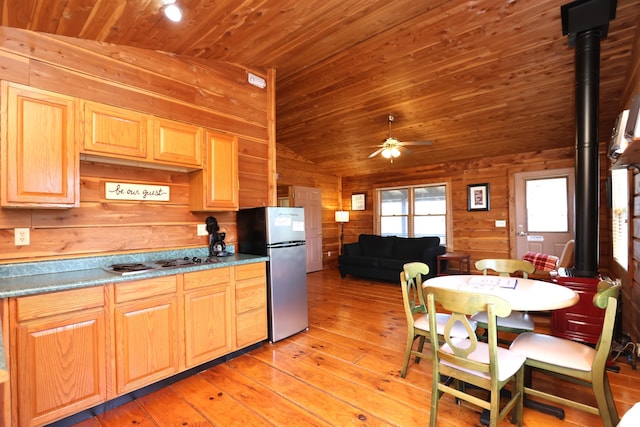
(468, 183, 490, 211)
(352, 193, 366, 211)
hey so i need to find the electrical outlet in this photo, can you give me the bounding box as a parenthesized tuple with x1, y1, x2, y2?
(15, 228, 30, 246)
(197, 224, 208, 236)
(327, 251, 332, 257)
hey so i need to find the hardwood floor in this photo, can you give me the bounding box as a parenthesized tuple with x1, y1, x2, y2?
(72, 269, 640, 426)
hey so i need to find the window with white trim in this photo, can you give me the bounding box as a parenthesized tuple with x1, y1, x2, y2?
(611, 168, 629, 270)
(377, 184, 448, 244)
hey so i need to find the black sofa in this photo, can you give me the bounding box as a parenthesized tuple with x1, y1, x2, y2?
(338, 234, 446, 282)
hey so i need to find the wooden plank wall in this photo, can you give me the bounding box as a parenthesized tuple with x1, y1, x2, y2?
(617, 16, 640, 343)
(276, 145, 341, 267)
(0, 27, 271, 262)
(339, 146, 614, 272)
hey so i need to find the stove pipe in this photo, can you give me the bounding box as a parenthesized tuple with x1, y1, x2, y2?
(561, 0, 616, 278)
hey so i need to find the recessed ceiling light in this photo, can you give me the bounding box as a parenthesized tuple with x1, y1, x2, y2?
(162, 1, 183, 23)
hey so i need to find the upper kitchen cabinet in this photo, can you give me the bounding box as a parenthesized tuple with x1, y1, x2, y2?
(190, 131, 239, 211)
(152, 118, 203, 167)
(81, 100, 202, 169)
(1, 82, 79, 208)
(82, 101, 148, 159)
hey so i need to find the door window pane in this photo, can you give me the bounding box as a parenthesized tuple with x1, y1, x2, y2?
(526, 177, 568, 232)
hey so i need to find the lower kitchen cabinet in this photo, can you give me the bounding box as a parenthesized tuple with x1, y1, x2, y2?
(235, 263, 268, 347)
(183, 268, 233, 367)
(5, 261, 267, 426)
(114, 275, 180, 395)
(9, 286, 107, 427)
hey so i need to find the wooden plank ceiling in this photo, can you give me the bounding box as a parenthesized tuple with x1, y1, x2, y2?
(1, 0, 639, 177)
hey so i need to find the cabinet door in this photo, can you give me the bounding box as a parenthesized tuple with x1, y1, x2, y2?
(82, 101, 148, 159)
(1, 82, 78, 208)
(114, 294, 179, 394)
(184, 282, 233, 367)
(235, 263, 267, 348)
(152, 119, 202, 167)
(189, 131, 238, 211)
(14, 309, 107, 426)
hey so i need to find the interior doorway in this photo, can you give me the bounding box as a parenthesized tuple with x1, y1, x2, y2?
(512, 168, 575, 259)
(292, 186, 323, 273)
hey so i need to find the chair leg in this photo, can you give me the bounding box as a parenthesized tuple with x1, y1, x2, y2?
(603, 375, 620, 426)
(400, 332, 415, 378)
(415, 335, 426, 364)
(593, 373, 619, 427)
(430, 372, 439, 427)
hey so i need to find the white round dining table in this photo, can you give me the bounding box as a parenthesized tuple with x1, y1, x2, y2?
(423, 274, 579, 312)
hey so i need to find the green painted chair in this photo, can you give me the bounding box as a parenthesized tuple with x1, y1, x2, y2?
(399, 262, 475, 378)
(509, 279, 621, 427)
(470, 259, 536, 338)
(424, 285, 525, 427)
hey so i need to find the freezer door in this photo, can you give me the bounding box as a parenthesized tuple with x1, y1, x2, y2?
(267, 243, 308, 342)
(266, 207, 305, 244)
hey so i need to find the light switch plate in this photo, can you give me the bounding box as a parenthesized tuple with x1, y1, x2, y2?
(495, 220, 506, 228)
(197, 224, 208, 236)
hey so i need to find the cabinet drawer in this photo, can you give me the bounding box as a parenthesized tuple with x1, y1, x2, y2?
(115, 275, 177, 303)
(14, 286, 104, 321)
(236, 309, 267, 348)
(236, 284, 266, 313)
(235, 263, 265, 281)
(184, 267, 231, 291)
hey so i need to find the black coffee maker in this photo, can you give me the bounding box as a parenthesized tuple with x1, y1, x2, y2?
(206, 216, 229, 257)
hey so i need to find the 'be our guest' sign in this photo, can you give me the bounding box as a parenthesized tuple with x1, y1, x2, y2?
(105, 182, 170, 201)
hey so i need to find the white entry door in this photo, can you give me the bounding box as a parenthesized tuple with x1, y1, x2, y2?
(293, 186, 323, 272)
(513, 168, 575, 258)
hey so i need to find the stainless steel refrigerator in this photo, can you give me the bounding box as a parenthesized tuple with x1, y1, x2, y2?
(237, 207, 308, 342)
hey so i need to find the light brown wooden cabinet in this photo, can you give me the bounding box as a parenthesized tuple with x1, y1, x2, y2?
(6, 262, 266, 425)
(1, 82, 79, 208)
(189, 131, 239, 211)
(113, 275, 180, 395)
(82, 101, 148, 159)
(183, 268, 233, 367)
(9, 286, 107, 427)
(82, 100, 203, 169)
(153, 118, 203, 167)
(235, 263, 268, 348)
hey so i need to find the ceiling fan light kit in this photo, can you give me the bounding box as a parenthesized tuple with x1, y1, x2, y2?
(368, 114, 432, 162)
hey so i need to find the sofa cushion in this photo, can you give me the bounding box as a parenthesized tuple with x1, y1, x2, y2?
(359, 234, 394, 258)
(339, 255, 380, 268)
(378, 258, 410, 271)
(393, 236, 440, 259)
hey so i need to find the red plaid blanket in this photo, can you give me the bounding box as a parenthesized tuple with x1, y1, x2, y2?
(523, 251, 559, 271)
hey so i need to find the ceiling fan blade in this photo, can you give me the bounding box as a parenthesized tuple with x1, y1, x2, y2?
(401, 140, 433, 146)
(368, 148, 385, 158)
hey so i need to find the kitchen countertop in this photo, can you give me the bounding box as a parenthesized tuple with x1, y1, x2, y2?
(0, 247, 269, 298)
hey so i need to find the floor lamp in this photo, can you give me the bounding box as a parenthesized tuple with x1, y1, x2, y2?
(335, 211, 349, 255)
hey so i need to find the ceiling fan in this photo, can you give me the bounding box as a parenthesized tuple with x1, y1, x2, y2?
(368, 114, 432, 162)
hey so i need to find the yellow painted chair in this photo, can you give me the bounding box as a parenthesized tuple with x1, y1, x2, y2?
(509, 279, 621, 427)
(470, 259, 536, 339)
(400, 262, 475, 378)
(424, 285, 525, 427)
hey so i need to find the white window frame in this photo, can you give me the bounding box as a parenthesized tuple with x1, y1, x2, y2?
(374, 181, 452, 248)
(611, 168, 629, 270)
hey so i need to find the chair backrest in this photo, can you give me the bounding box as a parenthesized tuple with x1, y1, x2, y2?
(401, 262, 430, 327)
(424, 285, 511, 375)
(592, 279, 622, 374)
(557, 239, 575, 269)
(475, 258, 536, 279)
